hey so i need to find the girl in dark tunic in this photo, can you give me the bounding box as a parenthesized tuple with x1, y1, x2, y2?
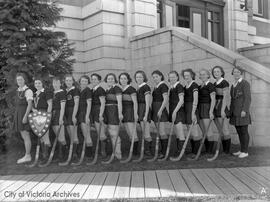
(151, 70, 169, 158)
(77, 75, 93, 157)
(104, 73, 123, 160)
(182, 69, 201, 155)
(168, 71, 185, 154)
(230, 67, 251, 158)
(212, 66, 231, 154)
(198, 69, 216, 154)
(52, 77, 67, 160)
(14, 73, 33, 164)
(90, 73, 106, 157)
(119, 73, 139, 155)
(33, 78, 53, 160)
(134, 70, 152, 156)
(64, 75, 80, 159)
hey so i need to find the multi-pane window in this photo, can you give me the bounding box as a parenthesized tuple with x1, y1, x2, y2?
(177, 5, 190, 28)
(253, 0, 264, 16)
(207, 11, 221, 44)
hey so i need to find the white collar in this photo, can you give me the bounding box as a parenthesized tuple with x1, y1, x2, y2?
(186, 81, 194, 88)
(122, 85, 130, 91)
(93, 84, 100, 91)
(66, 86, 75, 92)
(107, 84, 115, 90)
(216, 78, 224, 85)
(36, 88, 45, 93)
(171, 81, 180, 89)
(54, 89, 63, 93)
(233, 77, 243, 87)
(203, 80, 210, 86)
(156, 81, 164, 88)
(238, 78, 243, 83)
(18, 85, 28, 91)
(138, 82, 146, 88)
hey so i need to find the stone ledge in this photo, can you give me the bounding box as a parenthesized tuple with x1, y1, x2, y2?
(238, 43, 270, 52)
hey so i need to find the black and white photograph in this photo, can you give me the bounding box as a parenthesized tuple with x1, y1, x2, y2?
(0, 0, 270, 201)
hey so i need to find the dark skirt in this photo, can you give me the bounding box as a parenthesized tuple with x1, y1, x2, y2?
(138, 103, 151, 122)
(14, 106, 30, 132)
(184, 102, 199, 125)
(104, 104, 119, 125)
(214, 99, 230, 118)
(77, 110, 86, 124)
(51, 109, 61, 126)
(198, 103, 211, 119)
(65, 107, 74, 125)
(169, 104, 185, 124)
(122, 104, 134, 123)
(151, 102, 169, 123)
(229, 114, 251, 126)
(91, 105, 101, 123)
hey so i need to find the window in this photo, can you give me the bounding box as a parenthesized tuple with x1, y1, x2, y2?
(177, 5, 190, 28)
(207, 11, 221, 44)
(253, 0, 264, 16)
(157, 0, 163, 28)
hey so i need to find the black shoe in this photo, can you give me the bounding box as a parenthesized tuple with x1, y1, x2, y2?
(133, 141, 139, 156)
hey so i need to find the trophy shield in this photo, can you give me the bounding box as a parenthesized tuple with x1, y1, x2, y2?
(28, 111, 52, 138)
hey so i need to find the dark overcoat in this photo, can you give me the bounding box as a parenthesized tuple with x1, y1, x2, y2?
(229, 79, 251, 126)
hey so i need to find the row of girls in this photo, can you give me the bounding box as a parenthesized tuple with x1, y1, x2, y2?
(14, 65, 251, 164)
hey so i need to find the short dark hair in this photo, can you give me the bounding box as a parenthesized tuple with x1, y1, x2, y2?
(119, 72, 132, 85)
(16, 72, 28, 84)
(79, 75, 90, 84)
(52, 76, 62, 82)
(104, 73, 118, 83)
(181, 68, 196, 80)
(134, 70, 148, 82)
(212, 66, 225, 79)
(91, 73, 102, 81)
(34, 77, 44, 84)
(232, 66, 245, 75)
(152, 70, 164, 81)
(64, 74, 75, 84)
(168, 70, 180, 82)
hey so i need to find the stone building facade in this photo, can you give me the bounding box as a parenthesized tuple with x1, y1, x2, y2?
(53, 0, 270, 146)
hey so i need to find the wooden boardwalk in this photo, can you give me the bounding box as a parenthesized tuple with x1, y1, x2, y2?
(0, 166, 269, 201)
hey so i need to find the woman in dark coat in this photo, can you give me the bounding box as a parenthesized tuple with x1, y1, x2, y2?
(230, 66, 251, 158)
(14, 73, 33, 164)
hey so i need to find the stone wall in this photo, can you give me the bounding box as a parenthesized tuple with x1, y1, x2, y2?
(239, 44, 270, 67)
(130, 27, 270, 146)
